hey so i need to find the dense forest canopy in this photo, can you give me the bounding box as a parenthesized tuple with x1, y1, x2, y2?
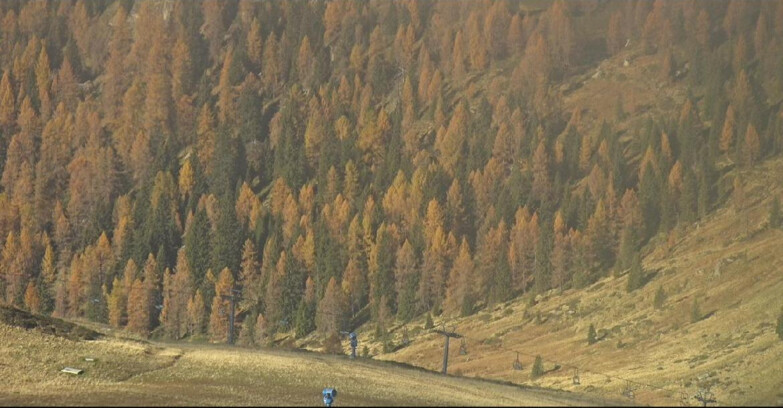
(0, 0, 781, 343)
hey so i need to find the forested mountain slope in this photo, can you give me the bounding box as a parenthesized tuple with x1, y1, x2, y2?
(369, 154, 783, 406)
(0, 2, 781, 388)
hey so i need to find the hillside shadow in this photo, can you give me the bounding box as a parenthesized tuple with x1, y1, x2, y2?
(0, 305, 101, 341)
(639, 269, 659, 290)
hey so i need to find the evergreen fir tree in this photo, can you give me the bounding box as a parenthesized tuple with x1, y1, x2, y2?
(294, 298, 316, 338)
(626, 254, 644, 292)
(533, 221, 552, 295)
(211, 196, 241, 276)
(639, 163, 661, 241)
(185, 207, 211, 288)
(531, 355, 544, 378)
(679, 169, 698, 224)
(615, 225, 638, 277)
(659, 184, 676, 233)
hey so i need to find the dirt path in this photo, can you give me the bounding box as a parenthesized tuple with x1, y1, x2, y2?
(116, 349, 184, 382)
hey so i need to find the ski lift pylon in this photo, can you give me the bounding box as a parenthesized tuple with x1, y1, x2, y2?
(512, 352, 523, 370)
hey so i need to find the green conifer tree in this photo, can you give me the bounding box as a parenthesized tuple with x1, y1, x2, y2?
(626, 254, 644, 292)
(294, 298, 316, 338)
(211, 196, 241, 275)
(531, 355, 544, 378)
(185, 208, 211, 288)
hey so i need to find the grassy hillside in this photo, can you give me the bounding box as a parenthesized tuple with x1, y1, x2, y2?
(0, 307, 612, 406)
(363, 156, 783, 406)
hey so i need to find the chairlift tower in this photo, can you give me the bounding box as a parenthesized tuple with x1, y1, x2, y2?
(513, 352, 523, 370)
(434, 324, 462, 375)
(221, 288, 241, 345)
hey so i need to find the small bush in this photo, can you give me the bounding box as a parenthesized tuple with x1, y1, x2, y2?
(382, 338, 395, 353)
(526, 296, 537, 307)
(653, 286, 666, 310)
(691, 298, 702, 323)
(572, 270, 589, 289)
(431, 299, 443, 316)
(770, 196, 781, 229)
(322, 332, 344, 354)
(776, 307, 783, 341)
(424, 313, 434, 329)
(587, 324, 597, 345)
(482, 335, 501, 346)
(531, 355, 544, 379)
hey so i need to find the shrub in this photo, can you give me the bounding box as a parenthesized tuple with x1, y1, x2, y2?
(777, 307, 783, 341)
(424, 313, 434, 329)
(691, 298, 702, 323)
(587, 324, 597, 345)
(382, 338, 395, 353)
(531, 355, 544, 379)
(653, 286, 666, 310)
(770, 197, 781, 229)
(237, 312, 256, 346)
(323, 332, 344, 354)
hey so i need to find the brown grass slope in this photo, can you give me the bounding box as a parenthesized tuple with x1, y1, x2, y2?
(0, 308, 612, 406)
(371, 156, 783, 407)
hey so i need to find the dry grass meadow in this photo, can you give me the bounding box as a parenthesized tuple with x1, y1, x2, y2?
(0, 313, 611, 406)
(364, 157, 783, 407)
